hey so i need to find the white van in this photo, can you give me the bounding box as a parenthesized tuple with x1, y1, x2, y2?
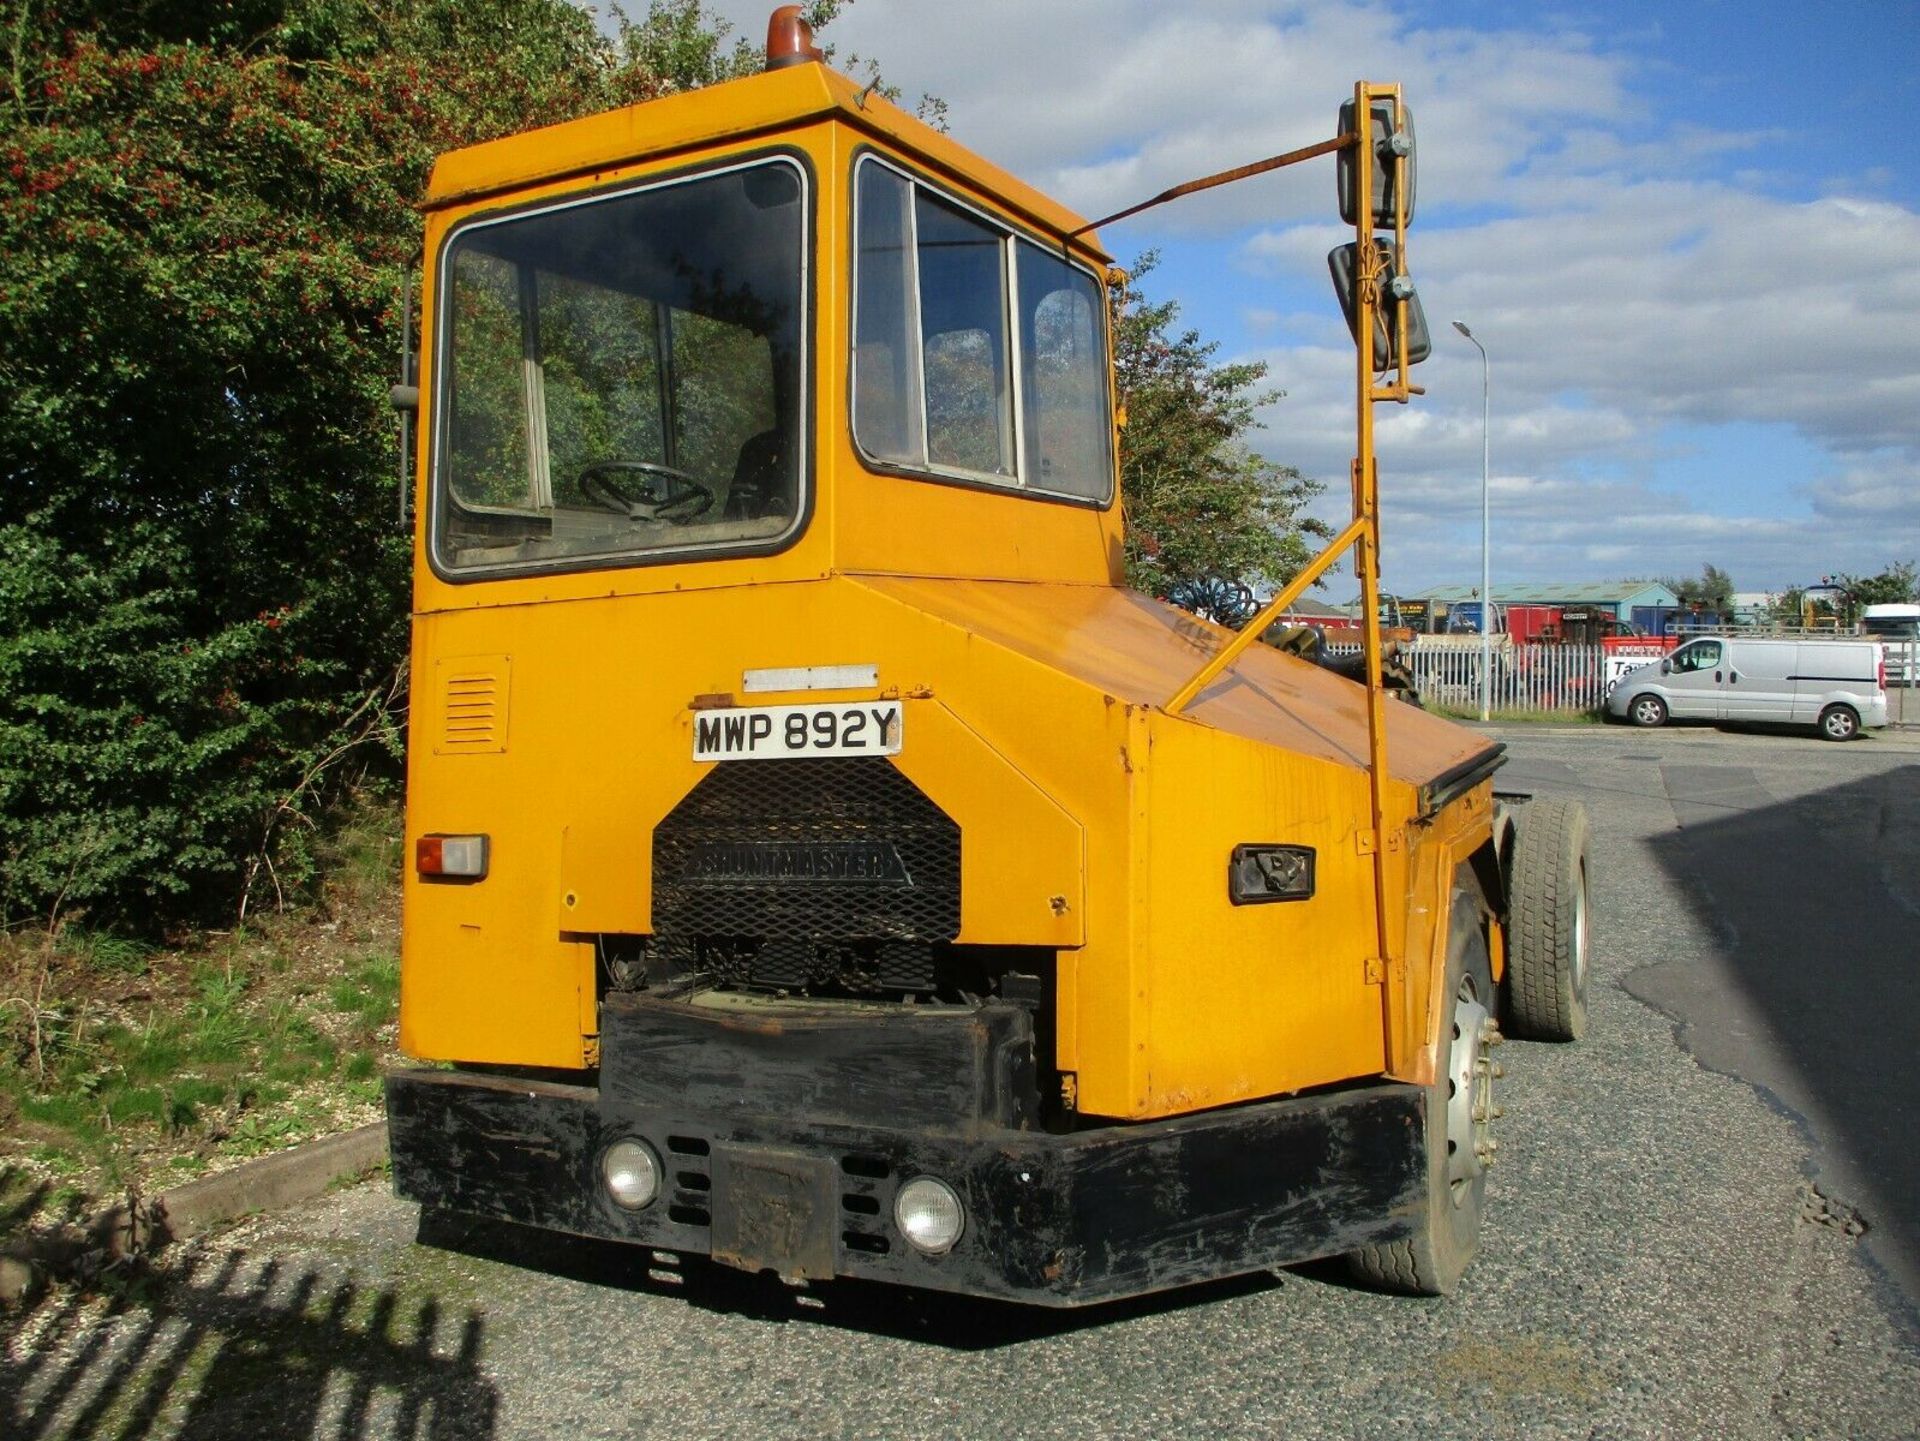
(1862, 603, 1919, 685)
(1606, 636, 1887, 740)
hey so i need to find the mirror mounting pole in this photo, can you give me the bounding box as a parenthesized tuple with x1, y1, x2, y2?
(393, 266, 418, 526)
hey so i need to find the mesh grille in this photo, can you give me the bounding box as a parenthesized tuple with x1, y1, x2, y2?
(652, 758, 960, 991)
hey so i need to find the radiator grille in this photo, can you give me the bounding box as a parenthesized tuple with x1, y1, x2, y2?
(651, 757, 959, 993)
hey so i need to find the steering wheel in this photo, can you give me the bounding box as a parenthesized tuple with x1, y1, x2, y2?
(577, 461, 714, 523)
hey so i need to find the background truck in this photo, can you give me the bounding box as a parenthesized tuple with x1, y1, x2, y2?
(1862, 603, 1919, 685)
(1445, 599, 1506, 636)
(385, 6, 1591, 1305)
(1550, 607, 1641, 645)
(1505, 603, 1560, 644)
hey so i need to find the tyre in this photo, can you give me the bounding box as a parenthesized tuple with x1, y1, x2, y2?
(1347, 886, 1497, 1295)
(1627, 693, 1667, 728)
(1504, 797, 1591, 1042)
(1818, 704, 1859, 742)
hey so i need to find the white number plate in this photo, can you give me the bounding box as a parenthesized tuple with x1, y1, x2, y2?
(693, 701, 902, 762)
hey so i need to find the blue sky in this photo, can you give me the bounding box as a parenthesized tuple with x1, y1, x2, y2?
(678, 1, 1920, 595)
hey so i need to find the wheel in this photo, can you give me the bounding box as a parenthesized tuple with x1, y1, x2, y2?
(1818, 704, 1859, 742)
(578, 460, 714, 521)
(1503, 797, 1591, 1042)
(1627, 693, 1667, 728)
(1347, 885, 1497, 1295)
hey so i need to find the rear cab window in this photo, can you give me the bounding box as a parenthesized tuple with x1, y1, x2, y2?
(433, 156, 809, 578)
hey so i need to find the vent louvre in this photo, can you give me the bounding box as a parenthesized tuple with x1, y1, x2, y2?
(434, 655, 511, 755)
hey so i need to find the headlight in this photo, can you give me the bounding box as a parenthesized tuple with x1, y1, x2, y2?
(602, 1138, 661, 1210)
(894, 1176, 965, 1254)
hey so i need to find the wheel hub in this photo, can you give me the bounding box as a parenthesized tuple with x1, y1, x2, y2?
(1572, 869, 1590, 991)
(1445, 996, 1502, 1200)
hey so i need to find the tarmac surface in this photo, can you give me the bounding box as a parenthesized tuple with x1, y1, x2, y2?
(8, 723, 1920, 1440)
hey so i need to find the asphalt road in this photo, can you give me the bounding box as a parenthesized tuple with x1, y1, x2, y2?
(9, 724, 1920, 1440)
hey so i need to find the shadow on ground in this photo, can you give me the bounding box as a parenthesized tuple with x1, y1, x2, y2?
(2, 1244, 497, 1439)
(417, 1207, 1286, 1351)
(1, 1167, 97, 1245)
(1635, 760, 1920, 1310)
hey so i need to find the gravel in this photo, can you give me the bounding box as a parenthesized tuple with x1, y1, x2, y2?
(8, 726, 1918, 1440)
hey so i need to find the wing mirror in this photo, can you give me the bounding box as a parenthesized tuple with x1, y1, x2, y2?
(1327, 242, 1432, 368)
(1337, 98, 1415, 227)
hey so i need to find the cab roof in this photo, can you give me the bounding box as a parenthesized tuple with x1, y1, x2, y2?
(424, 61, 1110, 263)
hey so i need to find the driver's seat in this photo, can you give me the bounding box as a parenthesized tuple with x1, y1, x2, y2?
(724, 428, 791, 521)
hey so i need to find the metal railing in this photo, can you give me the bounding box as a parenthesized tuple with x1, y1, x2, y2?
(1886, 640, 1917, 726)
(1315, 639, 1918, 724)
(1409, 643, 1609, 714)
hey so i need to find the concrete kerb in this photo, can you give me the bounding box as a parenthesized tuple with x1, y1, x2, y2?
(0, 1121, 389, 1304)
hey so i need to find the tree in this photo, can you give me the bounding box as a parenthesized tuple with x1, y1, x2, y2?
(1837, 562, 1918, 609)
(0, 0, 823, 933)
(1656, 564, 1735, 616)
(0, 6, 1302, 934)
(1112, 254, 1329, 598)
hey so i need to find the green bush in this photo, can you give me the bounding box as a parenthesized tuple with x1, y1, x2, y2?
(0, 1, 816, 934)
(0, 4, 1299, 939)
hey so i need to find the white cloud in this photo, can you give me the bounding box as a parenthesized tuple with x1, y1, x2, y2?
(689, 0, 1632, 223)
(652, 2, 1920, 589)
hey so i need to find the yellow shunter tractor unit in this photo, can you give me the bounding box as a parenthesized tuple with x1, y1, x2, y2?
(386, 8, 1592, 1303)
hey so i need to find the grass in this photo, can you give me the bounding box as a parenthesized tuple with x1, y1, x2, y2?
(0, 791, 404, 1248)
(1426, 704, 1606, 725)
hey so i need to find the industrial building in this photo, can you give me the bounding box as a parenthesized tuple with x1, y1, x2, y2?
(1409, 581, 1684, 635)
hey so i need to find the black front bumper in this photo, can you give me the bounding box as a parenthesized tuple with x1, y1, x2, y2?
(386, 996, 1428, 1307)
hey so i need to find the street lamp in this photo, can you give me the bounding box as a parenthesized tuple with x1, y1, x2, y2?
(1452, 320, 1491, 722)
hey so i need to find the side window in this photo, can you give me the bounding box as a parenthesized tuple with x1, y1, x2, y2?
(852, 156, 1112, 504)
(1674, 642, 1722, 673)
(853, 166, 923, 464)
(915, 192, 1012, 475)
(1016, 243, 1112, 501)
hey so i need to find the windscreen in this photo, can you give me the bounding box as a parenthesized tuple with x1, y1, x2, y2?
(1862, 614, 1919, 637)
(435, 159, 806, 575)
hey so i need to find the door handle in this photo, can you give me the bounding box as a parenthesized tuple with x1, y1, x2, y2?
(1715, 671, 1722, 682)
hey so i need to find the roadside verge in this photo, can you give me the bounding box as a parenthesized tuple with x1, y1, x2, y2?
(0, 1122, 388, 1304)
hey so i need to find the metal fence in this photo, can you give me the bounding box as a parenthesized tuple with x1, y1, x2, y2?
(1322, 642, 1607, 713)
(1319, 639, 1919, 723)
(1888, 640, 1917, 726)
(1407, 644, 1609, 714)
